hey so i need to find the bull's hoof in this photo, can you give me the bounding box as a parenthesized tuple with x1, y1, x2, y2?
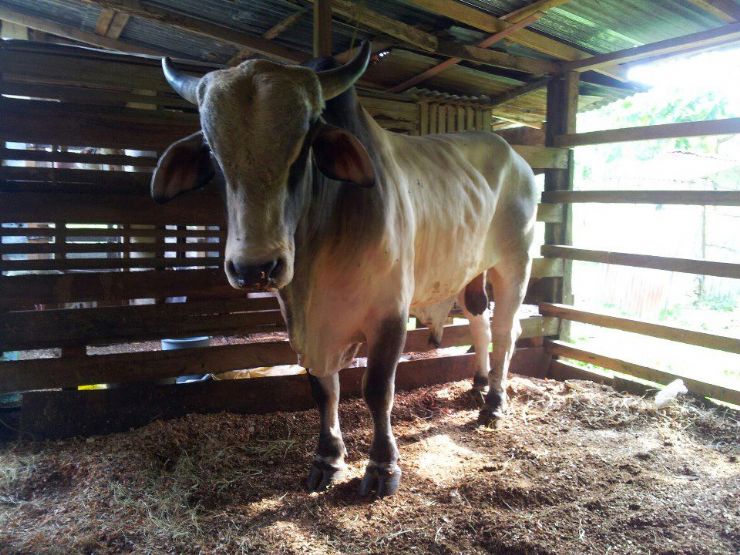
(470, 376, 489, 407)
(477, 390, 507, 428)
(359, 462, 401, 498)
(306, 459, 346, 492)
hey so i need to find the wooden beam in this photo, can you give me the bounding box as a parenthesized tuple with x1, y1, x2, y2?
(502, 0, 573, 22)
(228, 7, 308, 66)
(541, 245, 740, 279)
(688, 0, 740, 22)
(311, 0, 436, 52)
(94, 8, 116, 36)
(18, 348, 549, 439)
(387, 12, 546, 93)
(541, 190, 740, 206)
(1, 318, 554, 393)
(313, 0, 333, 57)
(562, 22, 740, 73)
(540, 303, 740, 354)
(79, 0, 306, 63)
(0, 6, 162, 56)
(404, 0, 632, 82)
(543, 71, 578, 310)
(106, 11, 130, 39)
(489, 76, 549, 107)
(546, 339, 740, 405)
(554, 117, 740, 147)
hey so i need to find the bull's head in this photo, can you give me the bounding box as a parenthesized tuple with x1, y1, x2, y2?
(152, 43, 375, 290)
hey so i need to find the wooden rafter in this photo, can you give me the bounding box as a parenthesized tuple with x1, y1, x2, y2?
(106, 12, 130, 39)
(307, 0, 563, 76)
(404, 0, 632, 82)
(94, 8, 116, 36)
(489, 76, 550, 107)
(387, 12, 543, 93)
(688, 0, 740, 22)
(562, 21, 740, 73)
(307, 0, 437, 52)
(502, 0, 573, 22)
(79, 0, 307, 63)
(227, 7, 308, 66)
(313, 0, 332, 57)
(0, 5, 161, 55)
(95, 8, 130, 39)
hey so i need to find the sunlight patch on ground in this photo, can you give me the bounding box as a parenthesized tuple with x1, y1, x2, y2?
(411, 434, 482, 485)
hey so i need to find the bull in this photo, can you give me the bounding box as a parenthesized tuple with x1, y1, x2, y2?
(151, 42, 537, 497)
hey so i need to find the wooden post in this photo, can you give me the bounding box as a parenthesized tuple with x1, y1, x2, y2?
(313, 0, 333, 57)
(544, 71, 578, 338)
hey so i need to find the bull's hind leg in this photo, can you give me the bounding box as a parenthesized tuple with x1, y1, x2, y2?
(458, 272, 492, 406)
(359, 314, 407, 497)
(479, 261, 531, 426)
(306, 373, 347, 491)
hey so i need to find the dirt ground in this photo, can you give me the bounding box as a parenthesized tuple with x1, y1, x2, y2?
(0, 376, 737, 554)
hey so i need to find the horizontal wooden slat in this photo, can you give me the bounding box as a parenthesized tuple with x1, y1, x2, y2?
(542, 245, 740, 279)
(18, 348, 549, 439)
(546, 339, 740, 405)
(2, 300, 283, 350)
(548, 359, 612, 384)
(554, 117, 740, 147)
(540, 303, 740, 354)
(1, 256, 221, 272)
(512, 145, 569, 170)
(541, 190, 740, 206)
(0, 226, 224, 239)
(1, 81, 192, 110)
(0, 241, 222, 255)
(0, 166, 152, 187)
(0, 98, 198, 150)
(0, 268, 238, 308)
(0, 49, 181, 93)
(0, 316, 555, 391)
(0, 191, 225, 225)
(0, 148, 158, 167)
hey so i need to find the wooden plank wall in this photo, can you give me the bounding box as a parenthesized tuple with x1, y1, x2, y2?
(0, 42, 568, 438)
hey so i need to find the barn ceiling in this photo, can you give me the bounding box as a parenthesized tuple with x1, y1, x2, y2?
(0, 0, 738, 127)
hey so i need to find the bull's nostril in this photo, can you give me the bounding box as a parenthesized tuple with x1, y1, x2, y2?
(272, 258, 285, 281)
(259, 259, 278, 282)
(229, 259, 280, 289)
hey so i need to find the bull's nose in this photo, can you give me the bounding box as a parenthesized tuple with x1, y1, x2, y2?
(228, 259, 281, 289)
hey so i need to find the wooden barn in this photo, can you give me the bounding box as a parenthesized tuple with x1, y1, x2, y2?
(0, 1, 738, 553)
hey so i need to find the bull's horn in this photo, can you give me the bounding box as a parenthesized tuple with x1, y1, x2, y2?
(162, 57, 200, 104)
(316, 41, 371, 100)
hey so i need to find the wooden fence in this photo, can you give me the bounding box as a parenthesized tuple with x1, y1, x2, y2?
(0, 41, 572, 438)
(540, 72, 740, 406)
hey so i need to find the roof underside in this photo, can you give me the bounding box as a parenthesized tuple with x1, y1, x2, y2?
(0, 0, 737, 128)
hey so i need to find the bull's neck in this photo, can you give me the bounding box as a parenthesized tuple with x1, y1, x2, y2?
(294, 89, 387, 256)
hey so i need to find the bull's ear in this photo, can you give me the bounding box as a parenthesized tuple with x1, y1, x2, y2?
(311, 125, 376, 188)
(151, 131, 215, 203)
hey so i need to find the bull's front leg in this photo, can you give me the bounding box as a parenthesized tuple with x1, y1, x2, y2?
(306, 373, 347, 491)
(359, 314, 407, 497)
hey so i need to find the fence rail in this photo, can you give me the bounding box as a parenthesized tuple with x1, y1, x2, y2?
(541, 245, 740, 279)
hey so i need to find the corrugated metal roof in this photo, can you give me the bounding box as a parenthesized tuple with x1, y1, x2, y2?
(1, 0, 733, 124)
(461, 0, 727, 52)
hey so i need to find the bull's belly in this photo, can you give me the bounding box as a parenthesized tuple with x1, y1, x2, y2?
(410, 235, 495, 308)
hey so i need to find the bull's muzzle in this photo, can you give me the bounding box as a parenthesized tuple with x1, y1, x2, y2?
(226, 258, 285, 290)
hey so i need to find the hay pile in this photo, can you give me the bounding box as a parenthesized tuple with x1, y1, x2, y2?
(1, 376, 737, 554)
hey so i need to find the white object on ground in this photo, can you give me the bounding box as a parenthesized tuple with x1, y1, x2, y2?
(654, 379, 688, 409)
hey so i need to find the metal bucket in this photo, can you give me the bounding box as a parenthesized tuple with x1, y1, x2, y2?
(160, 336, 212, 384)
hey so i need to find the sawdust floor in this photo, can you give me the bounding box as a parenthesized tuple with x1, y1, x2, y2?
(0, 377, 738, 554)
